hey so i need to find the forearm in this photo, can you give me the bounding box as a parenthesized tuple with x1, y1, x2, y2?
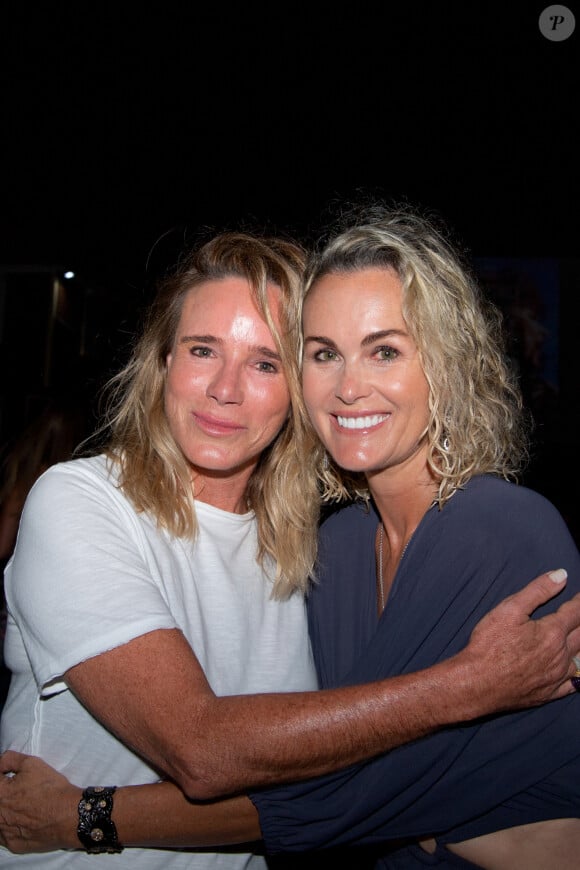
(154, 633, 576, 803)
(112, 783, 261, 849)
(67, 638, 475, 802)
(0, 753, 261, 854)
(63, 629, 456, 801)
(29, 662, 485, 853)
(14, 657, 493, 853)
(67, 572, 580, 801)
(186, 655, 473, 790)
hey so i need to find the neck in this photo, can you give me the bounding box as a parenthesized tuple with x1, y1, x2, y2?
(367, 464, 438, 544)
(372, 471, 437, 615)
(191, 469, 254, 515)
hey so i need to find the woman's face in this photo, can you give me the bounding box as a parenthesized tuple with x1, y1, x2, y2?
(165, 276, 291, 510)
(302, 266, 431, 481)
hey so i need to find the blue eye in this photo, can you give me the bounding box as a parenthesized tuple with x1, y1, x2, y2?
(191, 346, 212, 357)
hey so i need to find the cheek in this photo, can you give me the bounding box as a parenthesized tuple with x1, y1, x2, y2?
(403, 375, 431, 426)
(163, 373, 180, 417)
(164, 366, 194, 424)
(390, 367, 430, 403)
(165, 356, 183, 395)
(248, 379, 291, 426)
(272, 387, 292, 422)
(301, 386, 324, 436)
(413, 370, 431, 409)
(163, 388, 180, 435)
(301, 368, 321, 411)
(166, 360, 204, 400)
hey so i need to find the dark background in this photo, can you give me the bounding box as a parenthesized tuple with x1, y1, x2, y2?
(1, 2, 578, 539)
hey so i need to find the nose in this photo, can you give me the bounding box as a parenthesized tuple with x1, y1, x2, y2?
(335, 362, 371, 405)
(206, 361, 244, 405)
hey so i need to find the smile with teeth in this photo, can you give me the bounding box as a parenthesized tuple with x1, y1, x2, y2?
(336, 414, 389, 430)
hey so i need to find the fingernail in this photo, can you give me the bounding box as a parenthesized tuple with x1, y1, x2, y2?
(549, 568, 567, 584)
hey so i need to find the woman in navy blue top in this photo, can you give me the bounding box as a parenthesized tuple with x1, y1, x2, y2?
(253, 482, 580, 867)
(250, 205, 580, 867)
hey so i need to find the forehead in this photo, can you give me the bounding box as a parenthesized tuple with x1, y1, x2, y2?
(304, 267, 404, 321)
(179, 276, 283, 337)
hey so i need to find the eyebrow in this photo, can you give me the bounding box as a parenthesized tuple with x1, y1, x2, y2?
(179, 334, 217, 345)
(304, 329, 408, 348)
(179, 335, 282, 360)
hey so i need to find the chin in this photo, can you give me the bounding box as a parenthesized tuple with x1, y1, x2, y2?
(330, 453, 373, 474)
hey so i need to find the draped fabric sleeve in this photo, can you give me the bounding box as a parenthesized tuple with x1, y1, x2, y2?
(249, 477, 580, 854)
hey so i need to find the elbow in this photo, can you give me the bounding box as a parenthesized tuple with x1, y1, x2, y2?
(178, 775, 226, 801)
(166, 753, 236, 801)
(174, 770, 233, 801)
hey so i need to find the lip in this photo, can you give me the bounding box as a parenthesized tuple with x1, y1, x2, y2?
(193, 412, 245, 436)
(332, 413, 390, 432)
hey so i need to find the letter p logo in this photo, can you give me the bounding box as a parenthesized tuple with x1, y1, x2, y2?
(539, 5, 576, 40)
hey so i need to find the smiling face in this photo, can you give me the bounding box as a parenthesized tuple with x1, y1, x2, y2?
(165, 276, 291, 511)
(301, 266, 431, 484)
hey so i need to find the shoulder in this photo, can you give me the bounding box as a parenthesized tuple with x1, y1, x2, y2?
(319, 500, 374, 542)
(315, 501, 377, 582)
(22, 455, 122, 516)
(447, 476, 565, 533)
(434, 476, 578, 590)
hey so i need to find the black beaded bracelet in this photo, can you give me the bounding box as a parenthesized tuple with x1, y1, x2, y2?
(77, 786, 123, 854)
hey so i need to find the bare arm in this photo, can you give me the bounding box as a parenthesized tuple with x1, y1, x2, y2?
(63, 569, 580, 801)
(0, 754, 259, 853)
(1, 570, 580, 855)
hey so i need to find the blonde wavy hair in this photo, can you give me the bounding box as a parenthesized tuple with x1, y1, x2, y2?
(94, 232, 320, 598)
(303, 204, 530, 507)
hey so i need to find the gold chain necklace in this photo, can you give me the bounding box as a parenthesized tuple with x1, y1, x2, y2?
(377, 522, 413, 613)
(378, 522, 385, 611)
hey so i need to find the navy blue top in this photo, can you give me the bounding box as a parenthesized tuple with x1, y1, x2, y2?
(250, 476, 580, 866)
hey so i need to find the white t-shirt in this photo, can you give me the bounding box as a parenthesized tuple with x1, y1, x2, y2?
(0, 455, 318, 869)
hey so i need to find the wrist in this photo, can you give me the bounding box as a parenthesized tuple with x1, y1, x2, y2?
(77, 786, 124, 854)
(62, 787, 84, 849)
(441, 648, 490, 720)
(417, 653, 484, 726)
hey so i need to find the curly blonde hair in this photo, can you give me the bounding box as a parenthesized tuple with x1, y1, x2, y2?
(303, 204, 530, 507)
(94, 232, 320, 598)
